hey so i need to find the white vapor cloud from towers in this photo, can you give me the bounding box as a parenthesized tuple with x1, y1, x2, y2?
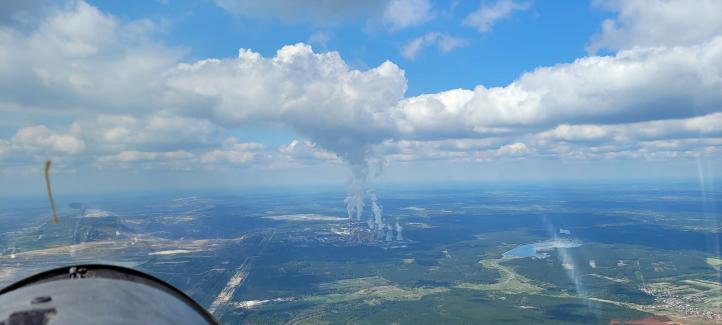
(345, 176, 366, 223)
(395, 218, 403, 241)
(370, 191, 384, 229)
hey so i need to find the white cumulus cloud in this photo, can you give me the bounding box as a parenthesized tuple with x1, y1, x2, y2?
(7, 125, 85, 155)
(167, 43, 407, 168)
(200, 143, 263, 166)
(383, 0, 433, 31)
(0, 0, 182, 115)
(396, 37, 722, 139)
(588, 0, 722, 52)
(402, 32, 467, 59)
(464, 0, 530, 33)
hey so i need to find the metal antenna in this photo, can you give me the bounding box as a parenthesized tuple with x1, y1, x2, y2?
(45, 160, 59, 224)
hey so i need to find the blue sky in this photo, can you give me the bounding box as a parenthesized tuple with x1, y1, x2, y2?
(90, 0, 611, 95)
(0, 0, 721, 195)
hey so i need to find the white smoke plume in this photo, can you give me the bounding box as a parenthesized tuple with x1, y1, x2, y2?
(372, 191, 386, 239)
(395, 218, 403, 241)
(344, 184, 365, 222)
(376, 225, 386, 240)
(366, 214, 375, 229)
(370, 191, 384, 229)
(344, 195, 354, 221)
(344, 162, 372, 229)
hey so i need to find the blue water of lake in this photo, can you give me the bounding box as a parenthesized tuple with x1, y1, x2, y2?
(502, 240, 582, 258)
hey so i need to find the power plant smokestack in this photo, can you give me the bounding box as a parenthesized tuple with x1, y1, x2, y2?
(344, 196, 354, 223)
(376, 227, 385, 241)
(370, 192, 383, 229)
(344, 195, 364, 223)
(395, 218, 403, 241)
(385, 224, 393, 241)
(355, 194, 364, 221)
(345, 172, 366, 224)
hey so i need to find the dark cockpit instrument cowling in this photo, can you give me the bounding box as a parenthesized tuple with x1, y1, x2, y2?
(0, 264, 218, 325)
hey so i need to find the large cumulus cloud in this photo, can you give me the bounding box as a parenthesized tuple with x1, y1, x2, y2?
(0, 0, 182, 114)
(167, 44, 406, 169)
(396, 37, 722, 138)
(589, 0, 722, 52)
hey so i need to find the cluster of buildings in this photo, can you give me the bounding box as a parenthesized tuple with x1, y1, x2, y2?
(346, 220, 404, 244)
(642, 285, 722, 322)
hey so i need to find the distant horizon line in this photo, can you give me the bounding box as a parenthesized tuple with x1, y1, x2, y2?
(2, 177, 720, 200)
